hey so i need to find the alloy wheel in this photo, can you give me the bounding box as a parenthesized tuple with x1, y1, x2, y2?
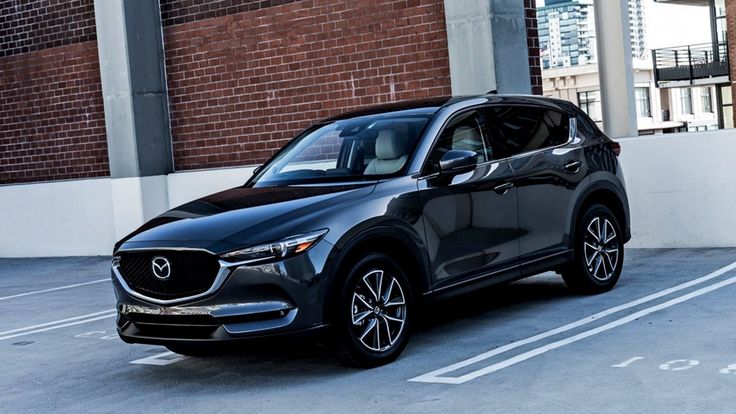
(583, 216, 620, 281)
(350, 269, 407, 352)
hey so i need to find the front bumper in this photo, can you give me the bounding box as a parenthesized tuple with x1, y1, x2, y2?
(112, 240, 334, 345)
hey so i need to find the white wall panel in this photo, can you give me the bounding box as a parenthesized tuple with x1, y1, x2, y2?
(1, 131, 735, 257)
(0, 179, 116, 257)
(619, 130, 736, 247)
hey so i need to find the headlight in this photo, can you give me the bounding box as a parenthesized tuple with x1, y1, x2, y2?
(221, 229, 328, 263)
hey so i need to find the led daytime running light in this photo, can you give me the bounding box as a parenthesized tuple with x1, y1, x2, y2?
(222, 229, 328, 263)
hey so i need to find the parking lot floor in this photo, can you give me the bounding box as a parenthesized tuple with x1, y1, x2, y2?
(1, 248, 735, 413)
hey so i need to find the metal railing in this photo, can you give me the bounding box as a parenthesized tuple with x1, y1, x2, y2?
(652, 42, 730, 86)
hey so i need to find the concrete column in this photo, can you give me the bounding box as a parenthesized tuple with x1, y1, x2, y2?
(94, 0, 173, 178)
(443, 0, 532, 95)
(594, 0, 638, 138)
(94, 0, 172, 239)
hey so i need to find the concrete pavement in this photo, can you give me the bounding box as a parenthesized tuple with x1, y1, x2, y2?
(1, 249, 735, 413)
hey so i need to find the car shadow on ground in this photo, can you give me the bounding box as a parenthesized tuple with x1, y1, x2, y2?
(123, 273, 575, 387)
(417, 272, 573, 332)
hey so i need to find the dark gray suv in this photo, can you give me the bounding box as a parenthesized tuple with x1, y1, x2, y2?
(112, 95, 630, 367)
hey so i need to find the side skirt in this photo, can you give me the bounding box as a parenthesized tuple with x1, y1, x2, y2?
(426, 250, 573, 301)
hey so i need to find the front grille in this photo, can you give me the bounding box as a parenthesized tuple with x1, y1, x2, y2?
(117, 250, 221, 300)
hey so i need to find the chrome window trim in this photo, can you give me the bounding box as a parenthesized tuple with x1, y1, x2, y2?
(415, 105, 578, 181)
(496, 115, 577, 163)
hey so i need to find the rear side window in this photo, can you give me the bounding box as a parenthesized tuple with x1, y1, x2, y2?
(482, 106, 570, 158)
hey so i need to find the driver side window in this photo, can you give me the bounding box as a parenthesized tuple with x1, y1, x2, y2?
(426, 110, 491, 174)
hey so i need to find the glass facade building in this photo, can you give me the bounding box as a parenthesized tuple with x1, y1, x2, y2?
(537, 0, 647, 69)
(537, 0, 596, 69)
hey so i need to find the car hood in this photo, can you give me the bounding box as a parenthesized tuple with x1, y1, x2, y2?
(116, 183, 376, 254)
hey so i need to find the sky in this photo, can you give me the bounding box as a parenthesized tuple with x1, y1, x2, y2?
(644, 1, 711, 49)
(537, 0, 712, 49)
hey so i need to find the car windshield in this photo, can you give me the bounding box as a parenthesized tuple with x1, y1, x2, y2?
(250, 111, 432, 186)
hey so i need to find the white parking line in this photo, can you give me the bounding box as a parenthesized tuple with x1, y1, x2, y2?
(130, 351, 187, 366)
(410, 260, 736, 385)
(0, 279, 110, 302)
(0, 310, 116, 341)
(611, 356, 644, 368)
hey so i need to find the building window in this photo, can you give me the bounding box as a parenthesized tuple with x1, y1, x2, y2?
(635, 87, 651, 118)
(721, 85, 733, 129)
(700, 87, 713, 113)
(715, 0, 727, 44)
(681, 88, 693, 115)
(577, 91, 602, 122)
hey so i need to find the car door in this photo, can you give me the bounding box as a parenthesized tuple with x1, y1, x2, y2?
(482, 104, 584, 271)
(417, 109, 520, 290)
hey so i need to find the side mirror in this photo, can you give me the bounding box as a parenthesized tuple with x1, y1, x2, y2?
(439, 150, 477, 175)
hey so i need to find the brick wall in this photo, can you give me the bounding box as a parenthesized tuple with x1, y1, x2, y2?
(525, 0, 542, 96)
(160, 0, 301, 27)
(727, 0, 736, 122)
(0, 0, 107, 184)
(0, 0, 97, 58)
(162, 0, 453, 171)
(1, 0, 540, 183)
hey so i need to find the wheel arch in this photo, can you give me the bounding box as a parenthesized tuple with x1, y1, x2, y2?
(569, 179, 630, 251)
(322, 221, 431, 324)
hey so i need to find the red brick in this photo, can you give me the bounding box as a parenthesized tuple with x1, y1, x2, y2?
(2, 0, 541, 181)
(164, 0, 453, 171)
(0, 42, 108, 184)
(0, 0, 97, 58)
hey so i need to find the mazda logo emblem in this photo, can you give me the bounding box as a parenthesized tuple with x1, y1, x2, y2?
(151, 256, 171, 280)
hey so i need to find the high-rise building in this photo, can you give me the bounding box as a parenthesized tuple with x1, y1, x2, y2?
(629, 0, 648, 59)
(537, 0, 647, 69)
(537, 0, 596, 69)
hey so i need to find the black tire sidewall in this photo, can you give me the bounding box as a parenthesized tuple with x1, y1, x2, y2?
(335, 252, 413, 367)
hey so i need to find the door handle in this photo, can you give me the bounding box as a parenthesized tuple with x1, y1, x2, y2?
(493, 182, 514, 195)
(564, 160, 582, 172)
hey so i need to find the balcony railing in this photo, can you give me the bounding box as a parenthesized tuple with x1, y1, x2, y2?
(653, 42, 730, 87)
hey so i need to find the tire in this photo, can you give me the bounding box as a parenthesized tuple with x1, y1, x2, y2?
(333, 252, 414, 368)
(561, 203, 624, 294)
